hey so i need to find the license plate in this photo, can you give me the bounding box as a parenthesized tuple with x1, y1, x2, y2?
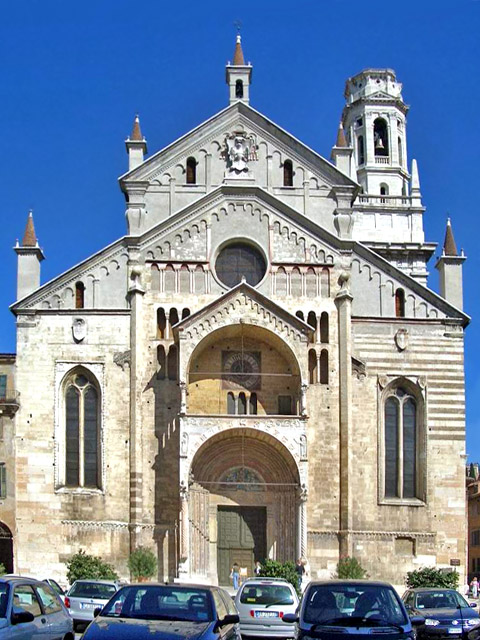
(254, 611, 279, 618)
(448, 629, 462, 634)
(80, 603, 96, 610)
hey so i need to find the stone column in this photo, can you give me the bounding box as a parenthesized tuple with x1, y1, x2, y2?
(266, 154, 272, 192)
(300, 383, 308, 417)
(205, 153, 212, 191)
(303, 179, 310, 216)
(169, 177, 176, 216)
(335, 271, 353, 558)
(178, 481, 190, 578)
(128, 263, 145, 551)
(297, 485, 308, 559)
(179, 381, 187, 416)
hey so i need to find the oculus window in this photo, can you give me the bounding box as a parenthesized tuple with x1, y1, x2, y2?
(215, 242, 266, 288)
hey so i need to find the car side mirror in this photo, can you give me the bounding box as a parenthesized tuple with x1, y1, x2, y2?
(470, 603, 478, 608)
(283, 613, 299, 623)
(214, 613, 239, 630)
(11, 610, 35, 625)
(410, 615, 425, 626)
(94, 607, 102, 617)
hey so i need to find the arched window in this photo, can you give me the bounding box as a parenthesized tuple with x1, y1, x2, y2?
(157, 307, 166, 339)
(283, 160, 293, 187)
(374, 118, 389, 157)
(182, 308, 190, 320)
(320, 312, 329, 343)
(168, 344, 178, 380)
(295, 310, 305, 321)
(305, 267, 316, 297)
(249, 393, 258, 415)
(398, 137, 403, 166)
(169, 307, 179, 329)
(309, 349, 317, 385)
(215, 242, 266, 288)
(307, 311, 317, 332)
(291, 267, 302, 297)
(238, 392, 247, 415)
(380, 183, 389, 196)
(384, 387, 419, 499)
(157, 345, 166, 379)
(194, 265, 206, 294)
(75, 282, 85, 309)
(276, 267, 287, 296)
(186, 157, 196, 184)
(165, 264, 176, 293)
(65, 370, 100, 488)
(320, 350, 328, 384)
(227, 392, 235, 415)
(395, 288, 405, 318)
(358, 135, 365, 165)
(236, 79, 243, 99)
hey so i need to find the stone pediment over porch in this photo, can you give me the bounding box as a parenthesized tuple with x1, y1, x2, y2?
(173, 280, 314, 387)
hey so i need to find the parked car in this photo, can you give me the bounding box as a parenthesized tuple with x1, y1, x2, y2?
(0, 574, 73, 639)
(65, 579, 120, 631)
(403, 587, 479, 640)
(234, 577, 299, 638)
(283, 579, 424, 639)
(80, 582, 240, 639)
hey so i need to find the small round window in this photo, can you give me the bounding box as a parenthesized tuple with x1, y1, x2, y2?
(215, 242, 267, 288)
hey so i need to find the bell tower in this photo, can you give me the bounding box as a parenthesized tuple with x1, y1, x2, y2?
(342, 69, 409, 196)
(226, 34, 252, 105)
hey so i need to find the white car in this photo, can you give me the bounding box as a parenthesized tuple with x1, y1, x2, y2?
(234, 577, 299, 638)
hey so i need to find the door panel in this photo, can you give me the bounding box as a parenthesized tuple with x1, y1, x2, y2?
(217, 506, 266, 585)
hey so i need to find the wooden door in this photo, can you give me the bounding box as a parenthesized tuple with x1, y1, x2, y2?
(217, 506, 266, 585)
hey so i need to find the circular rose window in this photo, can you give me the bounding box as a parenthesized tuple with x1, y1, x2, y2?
(215, 242, 267, 288)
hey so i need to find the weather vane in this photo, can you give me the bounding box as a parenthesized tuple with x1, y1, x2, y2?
(234, 20, 242, 34)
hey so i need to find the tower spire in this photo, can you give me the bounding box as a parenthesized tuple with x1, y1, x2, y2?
(443, 217, 458, 256)
(22, 210, 38, 247)
(125, 114, 147, 171)
(435, 216, 466, 310)
(226, 33, 252, 105)
(14, 210, 45, 301)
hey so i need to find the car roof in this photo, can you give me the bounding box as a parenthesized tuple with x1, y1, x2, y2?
(72, 579, 119, 584)
(0, 575, 45, 585)
(306, 580, 396, 588)
(240, 577, 292, 584)
(125, 582, 224, 591)
(407, 587, 457, 592)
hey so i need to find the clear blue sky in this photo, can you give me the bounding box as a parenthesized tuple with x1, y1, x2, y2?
(1, 1, 479, 457)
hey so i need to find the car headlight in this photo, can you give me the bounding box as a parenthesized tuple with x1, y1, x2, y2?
(425, 619, 441, 626)
(464, 620, 479, 627)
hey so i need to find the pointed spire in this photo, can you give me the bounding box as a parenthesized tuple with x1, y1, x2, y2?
(130, 114, 143, 141)
(233, 34, 245, 66)
(335, 122, 348, 148)
(22, 210, 37, 247)
(443, 218, 458, 256)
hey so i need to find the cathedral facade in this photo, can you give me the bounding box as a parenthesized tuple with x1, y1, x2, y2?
(6, 38, 468, 585)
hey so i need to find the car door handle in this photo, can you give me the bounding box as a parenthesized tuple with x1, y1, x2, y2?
(41, 617, 47, 624)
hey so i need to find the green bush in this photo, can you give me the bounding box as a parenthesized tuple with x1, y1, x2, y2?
(66, 550, 118, 584)
(128, 547, 157, 581)
(406, 567, 459, 589)
(335, 556, 368, 579)
(0, 563, 5, 576)
(258, 559, 300, 594)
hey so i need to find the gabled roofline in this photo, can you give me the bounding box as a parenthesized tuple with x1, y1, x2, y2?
(172, 279, 314, 337)
(10, 235, 127, 314)
(119, 101, 358, 189)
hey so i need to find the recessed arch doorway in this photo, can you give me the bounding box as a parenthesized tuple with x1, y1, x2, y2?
(0, 522, 13, 573)
(188, 428, 302, 585)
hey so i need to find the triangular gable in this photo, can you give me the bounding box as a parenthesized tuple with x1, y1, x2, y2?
(119, 101, 357, 189)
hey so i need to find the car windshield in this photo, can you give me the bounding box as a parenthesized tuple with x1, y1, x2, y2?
(240, 583, 294, 606)
(303, 584, 408, 627)
(101, 586, 214, 623)
(69, 582, 117, 599)
(415, 591, 469, 609)
(0, 584, 8, 618)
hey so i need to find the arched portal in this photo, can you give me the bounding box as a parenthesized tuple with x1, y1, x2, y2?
(0, 522, 13, 573)
(187, 428, 302, 585)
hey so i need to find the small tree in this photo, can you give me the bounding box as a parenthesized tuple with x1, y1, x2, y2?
(406, 567, 459, 590)
(128, 547, 157, 582)
(259, 559, 300, 594)
(66, 550, 118, 584)
(0, 563, 5, 576)
(335, 556, 368, 579)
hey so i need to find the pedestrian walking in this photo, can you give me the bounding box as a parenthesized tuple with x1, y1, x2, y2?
(254, 561, 262, 576)
(295, 557, 305, 592)
(230, 562, 240, 590)
(471, 577, 479, 598)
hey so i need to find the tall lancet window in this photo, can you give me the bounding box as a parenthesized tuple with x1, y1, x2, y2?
(374, 118, 389, 157)
(384, 387, 420, 500)
(65, 370, 100, 488)
(75, 282, 85, 309)
(186, 157, 196, 184)
(236, 79, 244, 99)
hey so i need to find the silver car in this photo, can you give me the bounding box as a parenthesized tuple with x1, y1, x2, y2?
(65, 579, 119, 631)
(234, 577, 299, 638)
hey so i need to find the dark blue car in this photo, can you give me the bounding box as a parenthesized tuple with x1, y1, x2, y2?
(283, 580, 423, 639)
(80, 583, 240, 639)
(0, 575, 73, 639)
